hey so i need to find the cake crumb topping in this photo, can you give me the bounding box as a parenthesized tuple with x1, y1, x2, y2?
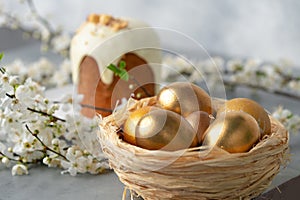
(87, 14, 128, 31)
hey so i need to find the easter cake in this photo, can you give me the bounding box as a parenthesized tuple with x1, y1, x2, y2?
(70, 14, 161, 118)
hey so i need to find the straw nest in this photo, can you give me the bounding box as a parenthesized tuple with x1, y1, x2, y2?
(97, 97, 289, 200)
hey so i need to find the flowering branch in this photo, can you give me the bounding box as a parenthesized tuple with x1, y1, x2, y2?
(3, 58, 72, 88)
(25, 124, 68, 161)
(223, 80, 300, 101)
(0, 150, 40, 165)
(0, 0, 71, 56)
(5, 93, 15, 99)
(26, 107, 66, 122)
(2, 80, 66, 123)
(26, 0, 56, 33)
(163, 56, 300, 103)
(0, 151, 21, 163)
(0, 67, 5, 74)
(0, 56, 109, 176)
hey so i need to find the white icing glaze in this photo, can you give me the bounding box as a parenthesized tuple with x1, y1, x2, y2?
(70, 17, 162, 85)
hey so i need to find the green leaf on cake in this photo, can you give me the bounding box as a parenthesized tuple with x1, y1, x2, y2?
(0, 52, 3, 61)
(107, 63, 122, 74)
(107, 61, 129, 81)
(119, 61, 126, 69)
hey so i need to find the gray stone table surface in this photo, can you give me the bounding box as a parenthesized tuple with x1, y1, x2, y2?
(0, 166, 123, 200)
(1, 28, 300, 200)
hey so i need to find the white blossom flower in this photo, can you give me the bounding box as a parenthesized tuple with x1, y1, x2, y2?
(28, 58, 55, 82)
(4, 58, 72, 88)
(77, 117, 103, 158)
(40, 27, 51, 42)
(1, 157, 11, 167)
(50, 59, 72, 87)
(60, 59, 72, 73)
(51, 71, 70, 87)
(59, 93, 83, 113)
(1, 111, 23, 132)
(226, 59, 243, 72)
(5, 60, 29, 83)
(161, 55, 194, 80)
(15, 79, 37, 96)
(51, 34, 71, 52)
(0, 74, 14, 94)
(243, 58, 262, 72)
(0, 96, 12, 110)
(0, 141, 6, 152)
(69, 115, 83, 138)
(42, 156, 51, 165)
(60, 146, 84, 176)
(23, 151, 45, 163)
(288, 80, 300, 94)
(43, 156, 61, 168)
(201, 57, 225, 74)
(51, 138, 60, 146)
(272, 107, 300, 134)
(12, 130, 43, 155)
(11, 164, 29, 176)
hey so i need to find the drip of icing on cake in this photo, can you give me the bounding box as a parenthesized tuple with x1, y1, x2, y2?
(70, 14, 161, 85)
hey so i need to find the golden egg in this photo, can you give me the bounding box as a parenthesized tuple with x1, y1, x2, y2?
(217, 98, 271, 136)
(157, 82, 212, 117)
(185, 111, 211, 144)
(135, 109, 198, 151)
(203, 111, 260, 153)
(123, 106, 157, 145)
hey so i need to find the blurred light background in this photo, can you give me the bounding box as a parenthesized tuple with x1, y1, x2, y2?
(2, 0, 300, 66)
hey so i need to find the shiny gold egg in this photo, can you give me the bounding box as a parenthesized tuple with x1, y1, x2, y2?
(135, 109, 198, 151)
(217, 98, 271, 136)
(123, 106, 157, 145)
(203, 111, 260, 153)
(185, 111, 211, 144)
(157, 82, 212, 117)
